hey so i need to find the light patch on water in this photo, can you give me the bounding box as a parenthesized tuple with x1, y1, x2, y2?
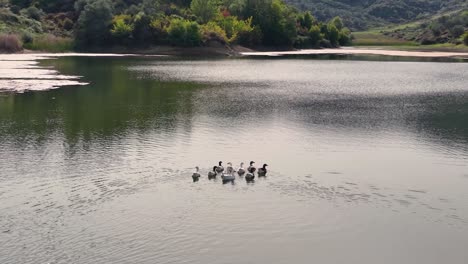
(0, 53, 165, 93)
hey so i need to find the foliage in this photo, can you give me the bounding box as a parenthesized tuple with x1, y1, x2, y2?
(216, 16, 253, 43)
(25, 6, 42, 20)
(111, 15, 134, 39)
(450, 25, 464, 38)
(298, 11, 314, 29)
(283, 0, 468, 31)
(201, 21, 228, 44)
(23, 34, 74, 52)
(308, 25, 321, 46)
(76, 0, 114, 48)
(191, 0, 218, 24)
(381, 10, 468, 45)
(463, 32, 468, 46)
(167, 18, 201, 46)
(0, 33, 22, 52)
(3, 0, 353, 50)
(243, 0, 297, 46)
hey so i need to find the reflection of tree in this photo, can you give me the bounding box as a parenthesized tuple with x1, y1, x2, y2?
(0, 57, 203, 147)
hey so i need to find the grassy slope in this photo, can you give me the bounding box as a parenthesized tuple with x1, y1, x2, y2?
(352, 7, 468, 52)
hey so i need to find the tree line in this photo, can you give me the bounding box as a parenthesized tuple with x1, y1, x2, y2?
(6, 0, 352, 50)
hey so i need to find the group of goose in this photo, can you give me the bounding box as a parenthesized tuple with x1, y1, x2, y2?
(192, 161, 268, 182)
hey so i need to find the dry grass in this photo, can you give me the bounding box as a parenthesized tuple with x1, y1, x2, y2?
(0, 34, 22, 53)
(352, 31, 417, 46)
(24, 34, 74, 52)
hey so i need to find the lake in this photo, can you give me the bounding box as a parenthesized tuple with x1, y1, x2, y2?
(1, 54, 468, 264)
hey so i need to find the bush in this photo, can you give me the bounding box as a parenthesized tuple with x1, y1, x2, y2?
(216, 16, 253, 43)
(21, 32, 33, 44)
(167, 18, 201, 46)
(237, 25, 262, 47)
(463, 32, 468, 46)
(62, 18, 74, 31)
(25, 6, 42, 20)
(338, 27, 351, 46)
(327, 24, 339, 46)
(24, 34, 73, 52)
(450, 25, 464, 38)
(76, 0, 114, 48)
(191, 0, 218, 24)
(309, 25, 322, 46)
(201, 22, 228, 44)
(0, 34, 22, 53)
(111, 15, 134, 40)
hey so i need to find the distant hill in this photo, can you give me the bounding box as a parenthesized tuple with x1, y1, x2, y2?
(285, 0, 468, 30)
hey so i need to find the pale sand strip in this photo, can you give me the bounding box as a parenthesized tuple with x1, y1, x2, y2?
(241, 48, 468, 58)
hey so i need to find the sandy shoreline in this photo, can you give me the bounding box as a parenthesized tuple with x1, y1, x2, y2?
(2, 46, 468, 59)
(241, 47, 468, 59)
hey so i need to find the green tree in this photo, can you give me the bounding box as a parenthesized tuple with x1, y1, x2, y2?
(167, 19, 201, 46)
(327, 24, 339, 46)
(299, 11, 314, 29)
(76, 0, 114, 48)
(330, 16, 344, 30)
(338, 27, 351, 46)
(309, 25, 322, 46)
(191, 0, 218, 24)
(463, 32, 468, 46)
(111, 15, 134, 40)
(450, 25, 464, 38)
(244, 0, 296, 46)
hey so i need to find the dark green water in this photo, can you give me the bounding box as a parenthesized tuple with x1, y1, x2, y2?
(1, 55, 468, 264)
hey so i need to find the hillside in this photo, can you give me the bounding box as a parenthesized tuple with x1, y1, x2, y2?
(0, 0, 352, 53)
(285, 0, 468, 30)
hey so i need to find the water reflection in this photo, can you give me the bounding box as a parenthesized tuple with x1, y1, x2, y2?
(1, 56, 468, 264)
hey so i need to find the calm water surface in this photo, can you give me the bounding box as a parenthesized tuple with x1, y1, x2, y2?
(1, 55, 468, 263)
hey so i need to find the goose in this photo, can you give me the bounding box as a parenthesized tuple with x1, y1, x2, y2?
(258, 164, 268, 177)
(237, 162, 245, 177)
(215, 161, 224, 173)
(245, 171, 255, 182)
(247, 161, 256, 174)
(208, 166, 217, 179)
(192, 166, 201, 182)
(226, 162, 234, 174)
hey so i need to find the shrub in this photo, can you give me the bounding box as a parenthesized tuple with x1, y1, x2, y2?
(62, 18, 74, 31)
(191, 0, 218, 24)
(463, 32, 468, 46)
(201, 22, 228, 44)
(237, 25, 262, 47)
(217, 16, 253, 43)
(0, 34, 22, 53)
(167, 18, 201, 46)
(111, 15, 134, 40)
(150, 17, 170, 42)
(24, 34, 73, 52)
(309, 25, 322, 46)
(21, 32, 33, 44)
(338, 27, 351, 46)
(450, 25, 464, 38)
(26, 6, 42, 20)
(76, 0, 113, 48)
(327, 24, 339, 46)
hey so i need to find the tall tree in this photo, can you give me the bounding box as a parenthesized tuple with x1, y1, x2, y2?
(76, 0, 114, 48)
(190, 0, 218, 24)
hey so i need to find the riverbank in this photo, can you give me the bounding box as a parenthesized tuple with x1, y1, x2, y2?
(240, 47, 468, 59)
(6, 45, 468, 59)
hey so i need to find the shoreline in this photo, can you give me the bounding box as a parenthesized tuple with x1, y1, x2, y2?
(2, 45, 468, 60)
(240, 47, 468, 59)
